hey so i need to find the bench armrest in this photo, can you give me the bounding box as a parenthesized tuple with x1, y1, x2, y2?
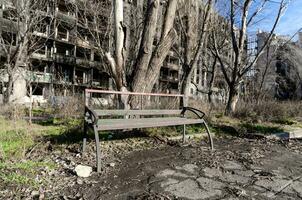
(181, 107, 206, 119)
(85, 106, 98, 126)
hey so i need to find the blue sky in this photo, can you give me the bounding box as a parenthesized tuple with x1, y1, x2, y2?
(252, 0, 302, 40)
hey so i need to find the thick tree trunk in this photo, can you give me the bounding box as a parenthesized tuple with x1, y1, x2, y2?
(180, 65, 194, 107)
(225, 84, 239, 115)
(144, 29, 177, 93)
(130, 0, 178, 108)
(143, 0, 178, 93)
(114, 0, 126, 90)
(132, 0, 160, 93)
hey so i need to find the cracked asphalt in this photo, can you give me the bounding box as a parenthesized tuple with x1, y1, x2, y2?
(64, 137, 302, 200)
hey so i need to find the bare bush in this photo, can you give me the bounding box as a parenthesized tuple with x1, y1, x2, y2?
(233, 100, 302, 123)
(188, 98, 225, 121)
(52, 97, 84, 120)
(0, 104, 26, 121)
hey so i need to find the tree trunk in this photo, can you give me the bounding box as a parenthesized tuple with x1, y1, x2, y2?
(143, 0, 178, 93)
(3, 74, 13, 104)
(225, 84, 239, 115)
(29, 84, 33, 124)
(132, 0, 160, 93)
(180, 65, 194, 107)
(144, 29, 177, 93)
(205, 56, 216, 104)
(114, 0, 126, 90)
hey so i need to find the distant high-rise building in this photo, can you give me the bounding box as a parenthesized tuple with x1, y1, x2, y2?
(299, 32, 302, 48)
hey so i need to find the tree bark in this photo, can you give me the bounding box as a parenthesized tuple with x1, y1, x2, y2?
(144, 30, 178, 93)
(208, 57, 217, 104)
(114, 0, 126, 90)
(3, 74, 13, 104)
(132, 0, 160, 93)
(225, 84, 239, 115)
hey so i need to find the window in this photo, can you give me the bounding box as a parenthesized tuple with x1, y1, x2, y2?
(94, 54, 101, 62)
(31, 84, 43, 96)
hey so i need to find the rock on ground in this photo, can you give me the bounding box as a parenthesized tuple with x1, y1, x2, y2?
(74, 165, 92, 178)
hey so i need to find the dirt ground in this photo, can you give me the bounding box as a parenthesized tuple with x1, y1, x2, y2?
(1, 135, 302, 200)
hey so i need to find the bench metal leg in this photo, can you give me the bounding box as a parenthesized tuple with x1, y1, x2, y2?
(82, 123, 88, 154)
(93, 125, 101, 173)
(202, 121, 214, 151)
(183, 124, 186, 143)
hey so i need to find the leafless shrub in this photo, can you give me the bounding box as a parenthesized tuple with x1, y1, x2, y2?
(52, 96, 84, 120)
(188, 98, 225, 121)
(0, 104, 26, 121)
(233, 100, 302, 123)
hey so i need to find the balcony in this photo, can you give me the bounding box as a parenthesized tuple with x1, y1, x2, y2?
(164, 63, 180, 71)
(159, 76, 179, 83)
(74, 76, 88, 85)
(76, 38, 91, 48)
(56, 11, 76, 24)
(31, 49, 51, 61)
(76, 58, 91, 67)
(53, 54, 76, 65)
(27, 71, 52, 83)
(32, 31, 48, 38)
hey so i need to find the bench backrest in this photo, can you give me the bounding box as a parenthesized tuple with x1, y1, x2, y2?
(94, 109, 182, 117)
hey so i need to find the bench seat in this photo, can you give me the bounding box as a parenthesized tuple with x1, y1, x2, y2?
(84, 106, 213, 173)
(97, 117, 204, 131)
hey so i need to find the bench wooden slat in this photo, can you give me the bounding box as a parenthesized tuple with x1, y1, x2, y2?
(94, 109, 182, 116)
(96, 117, 203, 131)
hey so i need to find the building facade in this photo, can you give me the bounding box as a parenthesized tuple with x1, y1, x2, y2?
(0, 0, 184, 105)
(0, 0, 114, 104)
(1, 0, 224, 105)
(248, 30, 302, 99)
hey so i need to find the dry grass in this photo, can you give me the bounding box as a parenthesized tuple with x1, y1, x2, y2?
(233, 100, 302, 124)
(188, 99, 225, 121)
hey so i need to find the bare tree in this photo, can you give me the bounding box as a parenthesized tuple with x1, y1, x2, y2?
(212, 0, 288, 114)
(176, 0, 213, 106)
(0, 0, 49, 105)
(75, 0, 179, 108)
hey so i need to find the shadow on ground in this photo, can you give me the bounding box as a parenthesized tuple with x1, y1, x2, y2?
(39, 122, 150, 145)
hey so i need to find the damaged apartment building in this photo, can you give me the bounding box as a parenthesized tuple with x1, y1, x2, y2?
(0, 0, 113, 104)
(0, 0, 214, 105)
(0, 0, 185, 104)
(247, 30, 302, 100)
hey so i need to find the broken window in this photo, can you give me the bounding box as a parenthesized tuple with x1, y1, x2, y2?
(75, 69, 87, 84)
(29, 84, 44, 96)
(76, 47, 91, 60)
(94, 54, 101, 62)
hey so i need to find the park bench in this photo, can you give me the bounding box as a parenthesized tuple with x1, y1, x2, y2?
(83, 89, 214, 172)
